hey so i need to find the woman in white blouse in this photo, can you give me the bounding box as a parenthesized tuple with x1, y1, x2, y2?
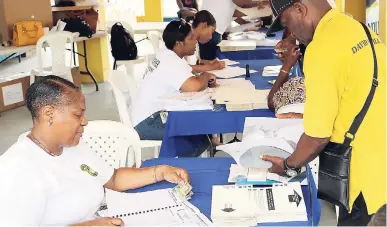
(0, 75, 189, 226)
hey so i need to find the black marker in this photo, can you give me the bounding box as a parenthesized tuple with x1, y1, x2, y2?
(246, 64, 250, 78)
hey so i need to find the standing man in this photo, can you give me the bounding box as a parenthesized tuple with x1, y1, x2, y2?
(199, 0, 269, 60)
(262, 0, 386, 225)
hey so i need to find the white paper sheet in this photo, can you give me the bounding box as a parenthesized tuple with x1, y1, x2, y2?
(218, 40, 257, 52)
(208, 66, 257, 79)
(218, 118, 304, 169)
(221, 59, 239, 66)
(2, 83, 24, 106)
(106, 189, 213, 227)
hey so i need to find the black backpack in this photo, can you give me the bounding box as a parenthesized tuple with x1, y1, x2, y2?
(110, 23, 138, 62)
(62, 17, 93, 38)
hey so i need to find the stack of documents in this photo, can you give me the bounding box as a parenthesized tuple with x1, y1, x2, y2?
(228, 164, 291, 183)
(211, 182, 308, 225)
(262, 65, 283, 77)
(212, 87, 270, 111)
(211, 185, 257, 226)
(161, 90, 213, 111)
(218, 40, 256, 52)
(263, 65, 294, 77)
(208, 66, 257, 79)
(106, 188, 213, 226)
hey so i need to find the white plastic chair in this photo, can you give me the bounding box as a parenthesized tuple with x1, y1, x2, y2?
(30, 31, 74, 84)
(108, 70, 161, 167)
(146, 30, 161, 53)
(82, 120, 137, 168)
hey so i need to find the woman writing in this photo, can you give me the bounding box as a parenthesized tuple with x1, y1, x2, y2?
(186, 10, 226, 73)
(0, 76, 189, 226)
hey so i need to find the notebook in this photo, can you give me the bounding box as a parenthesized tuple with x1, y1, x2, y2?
(106, 189, 213, 226)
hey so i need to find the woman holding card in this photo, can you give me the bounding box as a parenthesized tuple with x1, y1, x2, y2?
(0, 76, 190, 226)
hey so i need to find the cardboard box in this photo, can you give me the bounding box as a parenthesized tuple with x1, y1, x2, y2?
(0, 0, 53, 44)
(0, 76, 30, 112)
(0, 70, 81, 113)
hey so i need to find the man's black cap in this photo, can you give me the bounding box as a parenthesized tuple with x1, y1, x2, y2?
(267, 0, 299, 35)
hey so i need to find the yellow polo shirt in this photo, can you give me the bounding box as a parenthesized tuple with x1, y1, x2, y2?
(303, 9, 386, 214)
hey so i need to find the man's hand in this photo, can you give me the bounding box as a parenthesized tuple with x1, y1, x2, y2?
(72, 217, 124, 226)
(260, 155, 286, 176)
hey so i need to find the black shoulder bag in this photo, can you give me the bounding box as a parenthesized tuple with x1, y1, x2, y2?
(317, 23, 379, 211)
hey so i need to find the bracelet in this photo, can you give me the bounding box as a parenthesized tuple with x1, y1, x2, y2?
(153, 165, 159, 182)
(280, 69, 290, 75)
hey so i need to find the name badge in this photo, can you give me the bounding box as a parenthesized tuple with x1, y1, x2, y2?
(160, 111, 168, 124)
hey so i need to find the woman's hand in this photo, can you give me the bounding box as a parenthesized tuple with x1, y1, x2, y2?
(209, 60, 226, 70)
(275, 36, 297, 63)
(157, 165, 190, 185)
(71, 217, 124, 226)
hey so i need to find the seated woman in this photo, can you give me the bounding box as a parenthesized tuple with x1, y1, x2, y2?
(186, 10, 226, 72)
(267, 31, 305, 119)
(133, 20, 217, 156)
(0, 76, 189, 226)
(176, 0, 199, 19)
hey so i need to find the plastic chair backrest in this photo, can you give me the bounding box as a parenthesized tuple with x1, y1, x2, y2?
(83, 120, 140, 168)
(108, 70, 138, 128)
(36, 31, 73, 75)
(147, 31, 160, 53)
(309, 157, 319, 187)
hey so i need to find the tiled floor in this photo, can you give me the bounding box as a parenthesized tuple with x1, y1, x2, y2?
(0, 36, 337, 226)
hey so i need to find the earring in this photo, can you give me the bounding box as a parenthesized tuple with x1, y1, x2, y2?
(48, 117, 53, 126)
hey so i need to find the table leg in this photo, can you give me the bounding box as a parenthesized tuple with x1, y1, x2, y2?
(72, 43, 76, 66)
(80, 40, 99, 91)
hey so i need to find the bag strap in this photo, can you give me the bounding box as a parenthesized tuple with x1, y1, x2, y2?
(344, 23, 379, 145)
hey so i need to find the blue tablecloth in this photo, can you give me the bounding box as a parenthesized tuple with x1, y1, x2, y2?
(160, 59, 282, 157)
(216, 29, 283, 60)
(128, 158, 321, 226)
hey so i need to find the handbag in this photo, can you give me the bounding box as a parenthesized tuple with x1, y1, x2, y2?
(317, 23, 379, 211)
(13, 21, 44, 47)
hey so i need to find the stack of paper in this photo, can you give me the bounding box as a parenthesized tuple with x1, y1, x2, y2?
(218, 40, 256, 52)
(208, 66, 257, 79)
(211, 185, 257, 226)
(211, 182, 308, 225)
(161, 90, 213, 111)
(262, 65, 283, 77)
(228, 164, 290, 183)
(106, 189, 213, 226)
(221, 59, 239, 66)
(212, 87, 270, 111)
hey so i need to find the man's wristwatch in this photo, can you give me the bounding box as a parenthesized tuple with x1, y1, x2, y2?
(283, 158, 301, 177)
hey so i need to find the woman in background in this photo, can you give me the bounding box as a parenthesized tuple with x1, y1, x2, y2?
(187, 10, 226, 72)
(176, 0, 199, 19)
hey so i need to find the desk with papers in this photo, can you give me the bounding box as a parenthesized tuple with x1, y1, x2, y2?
(216, 28, 282, 60)
(128, 158, 321, 226)
(159, 59, 282, 158)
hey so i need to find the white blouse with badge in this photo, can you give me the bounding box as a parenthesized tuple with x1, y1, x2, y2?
(0, 132, 114, 226)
